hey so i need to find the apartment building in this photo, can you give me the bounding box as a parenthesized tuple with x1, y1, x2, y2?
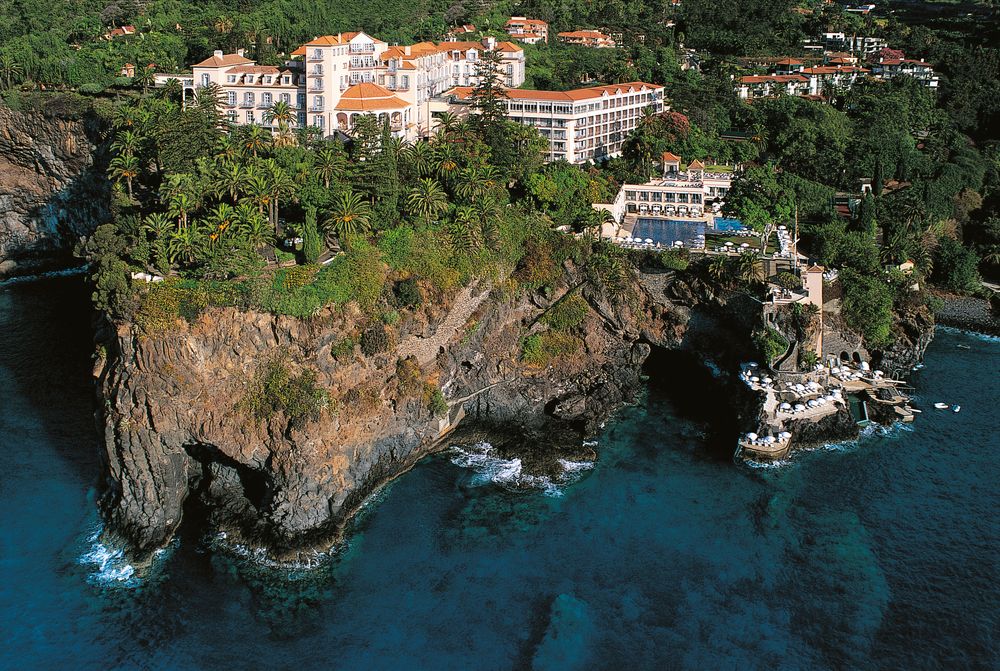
(737, 74, 811, 100)
(445, 81, 665, 164)
(505, 17, 549, 44)
(159, 32, 524, 140)
(819, 33, 887, 59)
(557, 30, 617, 48)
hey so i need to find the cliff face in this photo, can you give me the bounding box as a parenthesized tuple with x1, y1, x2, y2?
(0, 103, 110, 276)
(96, 265, 683, 560)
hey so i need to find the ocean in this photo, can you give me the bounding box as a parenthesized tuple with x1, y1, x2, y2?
(1, 275, 997, 670)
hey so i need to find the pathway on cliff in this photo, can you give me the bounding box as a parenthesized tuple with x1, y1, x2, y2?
(398, 284, 491, 365)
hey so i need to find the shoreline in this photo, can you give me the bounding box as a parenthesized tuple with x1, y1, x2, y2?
(933, 291, 1000, 336)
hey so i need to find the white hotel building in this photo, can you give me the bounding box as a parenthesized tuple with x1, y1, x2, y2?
(159, 32, 525, 140)
(445, 81, 665, 163)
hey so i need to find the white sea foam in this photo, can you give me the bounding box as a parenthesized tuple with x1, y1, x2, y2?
(0, 265, 88, 288)
(450, 442, 594, 497)
(79, 526, 139, 587)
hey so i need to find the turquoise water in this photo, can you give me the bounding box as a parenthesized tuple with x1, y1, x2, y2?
(632, 218, 705, 246)
(1, 276, 998, 670)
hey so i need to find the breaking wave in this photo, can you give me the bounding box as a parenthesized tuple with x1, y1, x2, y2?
(450, 442, 594, 497)
(78, 525, 140, 587)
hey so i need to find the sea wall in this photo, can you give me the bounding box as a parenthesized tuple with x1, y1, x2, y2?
(0, 101, 110, 277)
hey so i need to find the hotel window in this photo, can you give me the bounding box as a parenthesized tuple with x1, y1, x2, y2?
(280, 93, 290, 105)
(297, 93, 306, 107)
(312, 49, 323, 60)
(246, 111, 254, 123)
(227, 75, 237, 83)
(201, 74, 210, 86)
(227, 91, 236, 106)
(313, 115, 324, 128)
(314, 95, 324, 110)
(227, 111, 237, 122)
(264, 76, 272, 84)
(262, 93, 272, 107)
(297, 112, 306, 126)
(243, 92, 254, 106)
(283, 76, 290, 84)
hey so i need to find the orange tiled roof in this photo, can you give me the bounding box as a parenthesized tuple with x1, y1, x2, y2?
(506, 18, 548, 27)
(193, 53, 253, 68)
(662, 152, 681, 161)
(291, 46, 306, 56)
(226, 65, 281, 74)
(303, 32, 384, 47)
(775, 58, 803, 65)
(688, 159, 705, 169)
(335, 82, 408, 111)
(558, 30, 611, 40)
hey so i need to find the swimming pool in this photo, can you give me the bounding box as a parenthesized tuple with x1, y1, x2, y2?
(631, 219, 706, 246)
(713, 217, 746, 232)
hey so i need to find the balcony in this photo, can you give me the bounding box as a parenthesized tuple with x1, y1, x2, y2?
(308, 53, 324, 62)
(239, 101, 255, 108)
(310, 105, 324, 112)
(350, 44, 375, 53)
(349, 59, 378, 70)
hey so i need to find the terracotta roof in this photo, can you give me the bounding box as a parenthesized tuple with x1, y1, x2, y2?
(193, 53, 253, 68)
(801, 66, 868, 75)
(291, 46, 306, 56)
(775, 58, 803, 65)
(334, 82, 408, 111)
(226, 65, 281, 74)
(558, 30, 611, 40)
(687, 159, 705, 169)
(447, 81, 662, 102)
(303, 32, 384, 47)
(662, 152, 681, 161)
(506, 18, 548, 26)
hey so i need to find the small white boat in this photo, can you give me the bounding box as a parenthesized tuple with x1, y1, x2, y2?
(952, 405, 961, 413)
(934, 403, 949, 410)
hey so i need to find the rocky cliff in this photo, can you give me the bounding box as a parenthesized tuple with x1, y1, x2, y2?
(0, 101, 110, 277)
(95, 263, 688, 561)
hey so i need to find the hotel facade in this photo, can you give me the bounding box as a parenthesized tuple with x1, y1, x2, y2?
(445, 81, 665, 164)
(159, 32, 525, 140)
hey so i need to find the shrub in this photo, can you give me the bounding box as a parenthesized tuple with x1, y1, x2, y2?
(753, 327, 789, 365)
(242, 358, 329, 429)
(799, 349, 819, 369)
(541, 294, 589, 331)
(360, 324, 391, 356)
(841, 269, 894, 348)
(521, 330, 581, 367)
(931, 236, 981, 294)
(427, 387, 449, 417)
(302, 207, 322, 264)
(330, 337, 356, 361)
(394, 277, 422, 308)
(395, 357, 423, 394)
(659, 249, 690, 271)
(774, 271, 802, 291)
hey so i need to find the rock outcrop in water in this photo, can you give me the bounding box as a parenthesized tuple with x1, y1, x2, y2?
(95, 263, 685, 560)
(0, 100, 110, 277)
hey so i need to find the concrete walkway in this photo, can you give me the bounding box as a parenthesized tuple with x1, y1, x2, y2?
(398, 284, 491, 365)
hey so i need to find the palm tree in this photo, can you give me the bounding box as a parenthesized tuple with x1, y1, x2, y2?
(267, 166, 296, 233)
(243, 124, 270, 157)
(110, 129, 141, 157)
(112, 105, 139, 130)
(142, 212, 172, 240)
(214, 135, 241, 163)
(407, 178, 449, 225)
(321, 191, 373, 249)
(108, 154, 140, 198)
(981, 245, 1000, 267)
(167, 227, 200, 265)
(264, 100, 295, 139)
(0, 53, 23, 90)
(244, 172, 272, 216)
(237, 209, 272, 250)
(404, 141, 435, 178)
(449, 205, 480, 250)
(708, 255, 730, 285)
(159, 77, 182, 102)
(207, 203, 237, 236)
(736, 251, 763, 285)
(433, 145, 460, 181)
(133, 65, 155, 94)
(214, 161, 246, 202)
(315, 147, 346, 189)
(167, 192, 194, 230)
(434, 111, 460, 136)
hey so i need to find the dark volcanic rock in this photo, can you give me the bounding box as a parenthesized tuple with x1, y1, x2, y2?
(0, 102, 110, 276)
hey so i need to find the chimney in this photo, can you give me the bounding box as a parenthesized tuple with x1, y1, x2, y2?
(404, 45, 411, 55)
(236, 48, 245, 57)
(483, 36, 496, 50)
(213, 50, 223, 58)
